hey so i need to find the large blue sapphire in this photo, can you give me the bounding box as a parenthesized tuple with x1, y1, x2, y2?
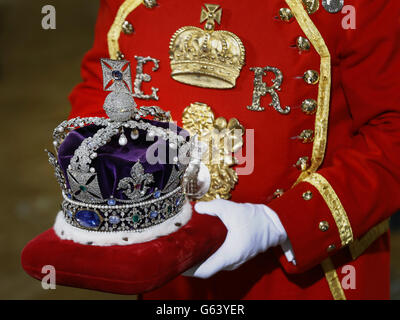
(75, 210, 101, 229)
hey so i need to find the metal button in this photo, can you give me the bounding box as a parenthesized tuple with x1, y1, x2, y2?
(322, 0, 344, 14)
(301, 99, 318, 115)
(319, 221, 330, 232)
(327, 244, 336, 252)
(122, 21, 134, 34)
(299, 129, 314, 143)
(296, 156, 310, 171)
(143, 0, 157, 8)
(296, 36, 311, 52)
(279, 8, 294, 22)
(273, 189, 285, 198)
(116, 51, 125, 60)
(303, 70, 320, 85)
(302, 190, 313, 200)
(302, 0, 320, 14)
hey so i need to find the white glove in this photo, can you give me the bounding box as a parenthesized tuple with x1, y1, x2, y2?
(183, 199, 290, 279)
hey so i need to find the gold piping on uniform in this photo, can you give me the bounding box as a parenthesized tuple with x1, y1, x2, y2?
(303, 173, 354, 246)
(107, 0, 143, 59)
(349, 219, 390, 260)
(285, 0, 342, 300)
(321, 258, 346, 300)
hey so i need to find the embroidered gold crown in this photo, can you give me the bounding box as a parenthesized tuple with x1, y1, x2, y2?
(169, 4, 245, 89)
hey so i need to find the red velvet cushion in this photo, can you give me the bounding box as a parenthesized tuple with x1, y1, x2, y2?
(21, 209, 226, 295)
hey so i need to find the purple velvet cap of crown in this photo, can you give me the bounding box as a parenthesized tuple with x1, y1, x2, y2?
(57, 119, 189, 200)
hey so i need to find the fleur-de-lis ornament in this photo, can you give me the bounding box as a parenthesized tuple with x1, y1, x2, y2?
(117, 161, 154, 201)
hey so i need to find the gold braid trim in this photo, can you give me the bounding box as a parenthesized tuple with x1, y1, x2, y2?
(107, 0, 143, 59)
(286, 0, 331, 180)
(303, 173, 354, 246)
(321, 258, 346, 300)
(285, 0, 342, 300)
(349, 219, 390, 260)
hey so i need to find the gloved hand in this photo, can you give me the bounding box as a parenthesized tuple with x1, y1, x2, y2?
(183, 199, 289, 279)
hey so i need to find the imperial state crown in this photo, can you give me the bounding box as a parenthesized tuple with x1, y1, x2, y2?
(47, 58, 200, 245)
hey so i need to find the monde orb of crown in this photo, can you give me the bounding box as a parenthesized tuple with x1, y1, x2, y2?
(103, 91, 136, 122)
(100, 58, 136, 122)
(169, 4, 245, 89)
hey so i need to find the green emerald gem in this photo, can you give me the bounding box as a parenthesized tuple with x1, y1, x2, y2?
(79, 185, 87, 192)
(132, 215, 139, 223)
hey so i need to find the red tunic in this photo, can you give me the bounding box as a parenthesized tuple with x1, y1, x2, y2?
(67, 0, 400, 299)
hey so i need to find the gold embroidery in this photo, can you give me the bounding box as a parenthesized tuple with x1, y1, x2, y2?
(349, 219, 390, 260)
(321, 258, 346, 300)
(107, 0, 143, 59)
(182, 102, 244, 201)
(169, 4, 245, 89)
(303, 173, 353, 246)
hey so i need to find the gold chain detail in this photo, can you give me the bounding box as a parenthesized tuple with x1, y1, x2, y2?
(303, 173, 353, 246)
(107, 0, 143, 59)
(349, 219, 390, 260)
(321, 258, 346, 300)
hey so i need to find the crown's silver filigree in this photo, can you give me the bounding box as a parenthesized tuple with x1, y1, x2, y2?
(117, 161, 155, 201)
(46, 149, 67, 190)
(67, 170, 104, 203)
(45, 58, 197, 233)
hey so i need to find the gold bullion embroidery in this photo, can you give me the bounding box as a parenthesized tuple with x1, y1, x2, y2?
(169, 4, 245, 89)
(182, 102, 244, 201)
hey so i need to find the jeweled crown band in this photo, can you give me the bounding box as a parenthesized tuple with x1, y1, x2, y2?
(61, 187, 186, 232)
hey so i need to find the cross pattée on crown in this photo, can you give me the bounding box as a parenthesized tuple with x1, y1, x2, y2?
(100, 58, 132, 94)
(200, 4, 222, 31)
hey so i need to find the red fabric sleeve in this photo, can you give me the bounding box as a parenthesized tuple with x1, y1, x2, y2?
(270, 0, 400, 273)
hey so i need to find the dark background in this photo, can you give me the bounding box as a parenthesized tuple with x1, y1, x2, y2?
(0, 0, 399, 299)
